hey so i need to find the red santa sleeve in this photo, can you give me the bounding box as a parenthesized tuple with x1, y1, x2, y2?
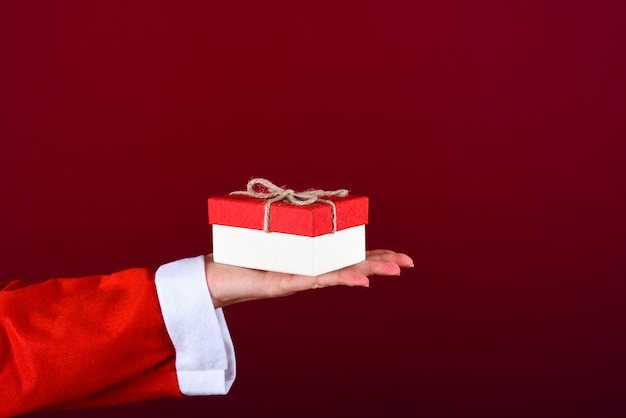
(0, 255, 236, 416)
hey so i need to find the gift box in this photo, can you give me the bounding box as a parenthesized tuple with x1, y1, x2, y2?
(207, 178, 368, 276)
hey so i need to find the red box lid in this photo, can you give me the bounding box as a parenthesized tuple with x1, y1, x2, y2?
(208, 194, 368, 237)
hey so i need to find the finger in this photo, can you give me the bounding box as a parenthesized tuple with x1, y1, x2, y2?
(348, 259, 403, 277)
(366, 249, 397, 256)
(284, 269, 370, 291)
(314, 269, 370, 288)
(366, 251, 414, 268)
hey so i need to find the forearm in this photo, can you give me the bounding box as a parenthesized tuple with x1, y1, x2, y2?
(0, 256, 235, 416)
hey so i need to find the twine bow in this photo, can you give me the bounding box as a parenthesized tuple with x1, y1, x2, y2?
(230, 178, 349, 233)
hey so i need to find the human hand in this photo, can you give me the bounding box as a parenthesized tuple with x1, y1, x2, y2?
(204, 249, 414, 308)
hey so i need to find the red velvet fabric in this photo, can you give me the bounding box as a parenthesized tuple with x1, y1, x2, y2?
(0, 268, 182, 416)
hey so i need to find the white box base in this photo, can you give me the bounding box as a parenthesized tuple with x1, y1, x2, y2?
(212, 224, 366, 276)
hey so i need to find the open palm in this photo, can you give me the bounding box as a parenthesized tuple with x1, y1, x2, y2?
(205, 249, 414, 308)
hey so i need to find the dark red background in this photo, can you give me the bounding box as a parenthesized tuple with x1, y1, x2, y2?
(2, 1, 625, 417)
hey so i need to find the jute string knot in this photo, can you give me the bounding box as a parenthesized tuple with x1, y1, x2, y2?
(230, 178, 349, 233)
